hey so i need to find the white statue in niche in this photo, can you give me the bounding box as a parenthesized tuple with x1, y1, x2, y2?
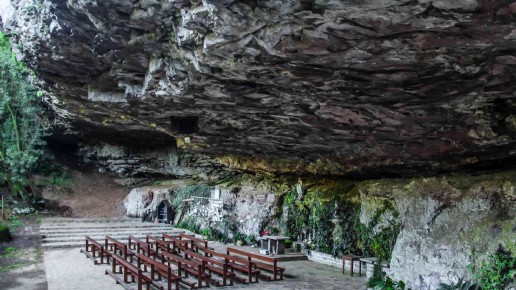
(211, 186, 221, 200)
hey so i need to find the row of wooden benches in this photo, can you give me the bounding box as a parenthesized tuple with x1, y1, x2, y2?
(80, 233, 285, 290)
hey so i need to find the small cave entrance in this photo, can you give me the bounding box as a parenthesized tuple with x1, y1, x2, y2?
(44, 134, 83, 169)
(170, 116, 198, 134)
(157, 200, 174, 224)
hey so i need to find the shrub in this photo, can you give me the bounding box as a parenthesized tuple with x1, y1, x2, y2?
(438, 278, 481, 290)
(0, 223, 12, 241)
(0, 32, 46, 201)
(474, 245, 515, 290)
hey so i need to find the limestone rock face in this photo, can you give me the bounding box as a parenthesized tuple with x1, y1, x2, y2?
(123, 187, 169, 219)
(123, 180, 196, 221)
(361, 174, 516, 289)
(5, 0, 516, 175)
(79, 142, 231, 179)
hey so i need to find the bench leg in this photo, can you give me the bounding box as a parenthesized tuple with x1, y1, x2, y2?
(350, 260, 354, 277)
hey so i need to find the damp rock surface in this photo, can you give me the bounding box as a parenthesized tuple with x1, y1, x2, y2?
(4, 0, 516, 175)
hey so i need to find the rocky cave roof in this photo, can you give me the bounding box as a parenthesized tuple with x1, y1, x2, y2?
(5, 0, 516, 175)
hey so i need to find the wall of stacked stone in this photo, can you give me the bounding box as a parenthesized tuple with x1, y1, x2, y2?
(307, 250, 366, 276)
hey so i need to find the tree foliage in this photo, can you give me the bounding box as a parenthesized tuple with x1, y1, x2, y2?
(0, 32, 46, 200)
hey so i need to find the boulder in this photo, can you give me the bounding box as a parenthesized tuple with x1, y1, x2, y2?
(123, 187, 170, 222)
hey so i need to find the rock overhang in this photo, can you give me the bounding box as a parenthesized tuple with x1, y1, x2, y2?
(5, 0, 516, 176)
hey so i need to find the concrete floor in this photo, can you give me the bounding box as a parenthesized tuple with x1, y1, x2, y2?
(44, 247, 367, 290)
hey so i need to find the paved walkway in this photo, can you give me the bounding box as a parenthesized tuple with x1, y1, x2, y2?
(44, 248, 367, 290)
(41, 218, 367, 290)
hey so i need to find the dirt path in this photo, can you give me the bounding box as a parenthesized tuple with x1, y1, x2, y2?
(0, 215, 47, 290)
(42, 169, 128, 218)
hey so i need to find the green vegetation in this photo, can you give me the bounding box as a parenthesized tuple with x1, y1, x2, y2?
(439, 244, 515, 290)
(0, 32, 46, 201)
(278, 184, 400, 261)
(176, 216, 200, 233)
(0, 262, 29, 272)
(169, 184, 211, 209)
(46, 170, 73, 186)
(372, 276, 410, 290)
(438, 278, 481, 290)
(5, 215, 23, 229)
(0, 247, 25, 259)
(473, 245, 515, 290)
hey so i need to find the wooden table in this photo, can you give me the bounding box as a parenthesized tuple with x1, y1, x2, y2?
(259, 236, 288, 255)
(342, 254, 362, 276)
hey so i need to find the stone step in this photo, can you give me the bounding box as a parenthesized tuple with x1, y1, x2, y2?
(41, 227, 175, 235)
(41, 223, 171, 231)
(40, 217, 190, 249)
(40, 223, 172, 230)
(41, 217, 138, 223)
(43, 230, 183, 243)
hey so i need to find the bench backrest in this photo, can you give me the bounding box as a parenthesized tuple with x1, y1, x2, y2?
(147, 235, 169, 246)
(203, 248, 250, 265)
(85, 236, 102, 248)
(163, 235, 190, 249)
(137, 253, 168, 273)
(162, 251, 202, 268)
(180, 233, 208, 248)
(111, 252, 137, 271)
(105, 236, 125, 248)
(185, 250, 226, 267)
(163, 234, 187, 243)
(227, 247, 277, 263)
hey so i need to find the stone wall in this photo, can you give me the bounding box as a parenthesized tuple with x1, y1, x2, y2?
(122, 179, 194, 221)
(358, 173, 516, 289)
(307, 251, 366, 276)
(120, 172, 515, 290)
(307, 250, 342, 268)
(183, 183, 280, 238)
(122, 178, 281, 238)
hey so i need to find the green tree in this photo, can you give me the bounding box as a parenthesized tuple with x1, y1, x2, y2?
(0, 32, 46, 201)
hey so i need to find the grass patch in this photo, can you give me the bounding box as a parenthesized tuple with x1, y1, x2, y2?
(2, 247, 17, 257)
(0, 262, 30, 272)
(5, 216, 23, 229)
(0, 247, 26, 258)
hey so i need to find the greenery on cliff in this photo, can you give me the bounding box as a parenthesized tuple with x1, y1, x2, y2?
(0, 32, 46, 200)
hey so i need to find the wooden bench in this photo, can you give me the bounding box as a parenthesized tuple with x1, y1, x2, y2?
(203, 248, 259, 284)
(105, 252, 162, 290)
(179, 233, 213, 253)
(105, 236, 135, 263)
(146, 234, 177, 254)
(137, 253, 181, 290)
(162, 234, 192, 253)
(227, 247, 284, 281)
(129, 235, 158, 259)
(80, 236, 107, 265)
(185, 249, 235, 286)
(161, 251, 211, 288)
